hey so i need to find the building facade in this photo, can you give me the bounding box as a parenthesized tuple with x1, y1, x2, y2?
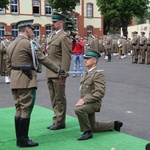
(0, 0, 103, 38)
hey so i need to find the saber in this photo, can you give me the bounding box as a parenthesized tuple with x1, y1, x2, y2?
(67, 70, 104, 74)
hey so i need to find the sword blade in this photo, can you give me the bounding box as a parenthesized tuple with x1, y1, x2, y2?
(67, 70, 104, 74)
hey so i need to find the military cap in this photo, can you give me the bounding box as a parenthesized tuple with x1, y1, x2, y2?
(83, 48, 101, 59)
(4, 32, 11, 36)
(132, 31, 138, 34)
(16, 19, 35, 30)
(51, 12, 66, 22)
(141, 31, 145, 34)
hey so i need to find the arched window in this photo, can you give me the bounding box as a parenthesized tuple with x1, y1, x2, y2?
(11, 0, 18, 14)
(87, 26, 93, 37)
(0, 24, 5, 37)
(46, 26, 52, 36)
(87, 3, 93, 18)
(45, 1, 52, 15)
(12, 24, 18, 37)
(34, 26, 40, 37)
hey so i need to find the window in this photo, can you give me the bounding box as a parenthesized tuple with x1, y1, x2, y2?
(0, 24, 5, 37)
(87, 3, 93, 18)
(12, 24, 18, 37)
(34, 26, 40, 37)
(33, 0, 40, 15)
(11, 0, 18, 14)
(87, 26, 93, 37)
(45, 2, 51, 15)
(46, 26, 52, 36)
(0, 8, 5, 14)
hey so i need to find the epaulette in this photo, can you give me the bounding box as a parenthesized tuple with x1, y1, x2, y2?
(95, 69, 104, 72)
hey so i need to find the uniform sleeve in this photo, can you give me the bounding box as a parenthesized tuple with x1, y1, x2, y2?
(61, 35, 72, 72)
(36, 50, 60, 74)
(82, 72, 106, 103)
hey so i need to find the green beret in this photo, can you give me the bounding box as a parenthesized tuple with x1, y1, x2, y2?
(52, 12, 66, 22)
(141, 32, 145, 34)
(83, 48, 101, 59)
(16, 19, 35, 30)
(132, 31, 138, 34)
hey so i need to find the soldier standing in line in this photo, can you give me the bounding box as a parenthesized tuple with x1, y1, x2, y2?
(74, 48, 123, 140)
(6, 19, 66, 148)
(112, 37, 118, 56)
(46, 12, 72, 130)
(126, 38, 132, 55)
(131, 31, 139, 64)
(146, 32, 150, 65)
(121, 36, 127, 59)
(99, 36, 104, 54)
(0, 32, 12, 83)
(139, 32, 147, 64)
(105, 33, 113, 62)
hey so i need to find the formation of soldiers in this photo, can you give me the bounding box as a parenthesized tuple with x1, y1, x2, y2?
(1, 30, 150, 83)
(82, 31, 150, 65)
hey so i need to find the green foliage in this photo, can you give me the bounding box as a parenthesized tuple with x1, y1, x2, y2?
(96, 0, 149, 36)
(48, 0, 80, 12)
(0, 0, 10, 9)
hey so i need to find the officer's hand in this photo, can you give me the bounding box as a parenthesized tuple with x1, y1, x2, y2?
(59, 68, 66, 76)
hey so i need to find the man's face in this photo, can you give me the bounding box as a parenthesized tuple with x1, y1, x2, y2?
(52, 20, 63, 31)
(27, 27, 34, 39)
(84, 57, 97, 69)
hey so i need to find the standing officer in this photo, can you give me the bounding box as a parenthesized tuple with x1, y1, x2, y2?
(74, 48, 123, 140)
(146, 32, 150, 64)
(139, 32, 147, 64)
(46, 12, 72, 130)
(6, 19, 65, 148)
(105, 33, 112, 62)
(0, 32, 12, 83)
(131, 31, 139, 63)
(89, 35, 100, 52)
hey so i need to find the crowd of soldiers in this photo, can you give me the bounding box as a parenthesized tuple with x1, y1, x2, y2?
(1, 30, 150, 83)
(84, 31, 150, 64)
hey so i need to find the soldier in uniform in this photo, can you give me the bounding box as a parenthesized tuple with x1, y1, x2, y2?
(139, 32, 147, 64)
(146, 32, 150, 64)
(131, 31, 139, 63)
(0, 32, 12, 83)
(46, 12, 72, 130)
(74, 48, 123, 140)
(89, 34, 100, 52)
(105, 33, 113, 62)
(6, 19, 66, 148)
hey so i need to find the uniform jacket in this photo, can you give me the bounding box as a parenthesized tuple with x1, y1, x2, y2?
(139, 36, 147, 50)
(46, 30, 72, 78)
(105, 36, 113, 50)
(7, 35, 60, 89)
(90, 38, 100, 52)
(80, 68, 106, 112)
(131, 36, 139, 50)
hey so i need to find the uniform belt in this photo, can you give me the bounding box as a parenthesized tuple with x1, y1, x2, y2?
(12, 66, 35, 71)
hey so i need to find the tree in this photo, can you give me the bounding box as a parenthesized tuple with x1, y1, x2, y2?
(96, 0, 149, 37)
(0, 0, 10, 9)
(48, 0, 80, 14)
(48, 0, 79, 32)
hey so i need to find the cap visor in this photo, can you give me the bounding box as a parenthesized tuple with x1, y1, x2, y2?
(83, 55, 93, 59)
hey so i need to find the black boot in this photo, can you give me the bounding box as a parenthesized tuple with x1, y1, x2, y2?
(114, 121, 123, 132)
(106, 54, 111, 62)
(15, 117, 20, 146)
(140, 59, 145, 64)
(18, 118, 39, 147)
(133, 58, 138, 64)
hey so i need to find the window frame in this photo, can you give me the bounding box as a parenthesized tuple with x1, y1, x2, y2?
(45, 1, 52, 16)
(11, 0, 18, 14)
(86, 3, 93, 18)
(87, 26, 93, 37)
(33, 0, 41, 15)
(0, 24, 5, 37)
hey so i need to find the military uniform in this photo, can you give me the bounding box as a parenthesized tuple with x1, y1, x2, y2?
(0, 33, 12, 83)
(7, 19, 63, 148)
(46, 12, 72, 129)
(139, 32, 147, 64)
(146, 33, 150, 64)
(105, 33, 113, 62)
(89, 35, 100, 52)
(131, 31, 140, 63)
(75, 48, 123, 140)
